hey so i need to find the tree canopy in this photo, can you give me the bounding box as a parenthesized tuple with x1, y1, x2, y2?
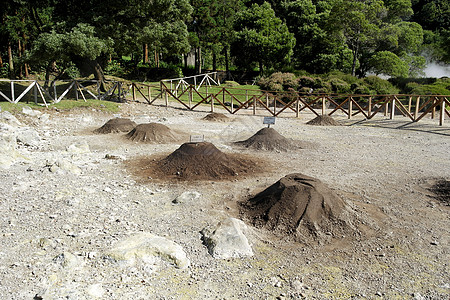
(0, 0, 448, 80)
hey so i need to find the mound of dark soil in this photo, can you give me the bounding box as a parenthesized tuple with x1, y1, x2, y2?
(235, 127, 297, 151)
(430, 180, 450, 205)
(94, 118, 137, 134)
(306, 115, 340, 126)
(126, 123, 181, 143)
(153, 142, 260, 180)
(240, 173, 354, 242)
(203, 113, 229, 122)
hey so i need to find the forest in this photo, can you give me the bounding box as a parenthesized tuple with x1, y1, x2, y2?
(1, 0, 449, 89)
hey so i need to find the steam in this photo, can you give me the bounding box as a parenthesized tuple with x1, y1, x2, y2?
(424, 62, 450, 78)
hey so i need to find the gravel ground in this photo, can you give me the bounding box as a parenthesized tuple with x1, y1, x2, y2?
(0, 101, 449, 299)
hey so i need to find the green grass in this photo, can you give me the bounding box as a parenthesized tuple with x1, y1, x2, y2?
(0, 99, 120, 113)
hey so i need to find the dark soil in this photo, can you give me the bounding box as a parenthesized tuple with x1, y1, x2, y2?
(239, 173, 356, 243)
(125, 123, 182, 143)
(202, 112, 229, 122)
(429, 179, 450, 205)
(135, 142, 262, 181)
(306, 115, 340, 126)
(235, 127, 298, 151)
(94, 118, 137, 134)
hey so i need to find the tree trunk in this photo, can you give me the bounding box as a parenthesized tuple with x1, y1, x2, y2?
(212, 51, 217, 73)
(18, 40, 23, 79)
(91, 60, 107, 92)
(8, 41, 14, 78)
(225, 46, 230, 80)
(143, 44, 148, 64)
(0, 52, 3, 67)
(197, 47, 202, 74)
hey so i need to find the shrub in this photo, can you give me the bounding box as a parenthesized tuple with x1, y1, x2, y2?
(328, 77, 351, 94)
(363, 76, 399, 94)
(257, 72, 299, 91)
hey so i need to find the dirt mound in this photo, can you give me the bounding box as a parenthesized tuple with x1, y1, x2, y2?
(203, 113, 229, 122)
(126, 123, 181, 143)
(235, 127, 298, 151)
(94, 118, 137, 134)
(240, 173, 355, 242)
(151, 142, 261, 181)
(430, 179, 450, 205)
(306, 115, 340, 126)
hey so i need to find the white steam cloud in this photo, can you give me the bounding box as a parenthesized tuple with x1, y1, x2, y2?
(424, 62, 450, 78)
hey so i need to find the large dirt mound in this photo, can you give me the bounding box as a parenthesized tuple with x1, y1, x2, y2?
(202, 113, 229, 122)
(126, 123, 181, 143)
(235, 127, 298, 151)
(430, 179, 450, 205)
(94, 118, 137, 134)
(240, 173, 355, 242)
(152, 142, 261, 181)
(306, 115, 340, 126)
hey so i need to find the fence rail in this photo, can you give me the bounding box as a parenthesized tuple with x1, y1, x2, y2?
(1, 78, 449, 126)
(0, 79, 127, 105)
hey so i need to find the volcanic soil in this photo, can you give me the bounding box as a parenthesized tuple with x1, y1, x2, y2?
(0, 102, 449, 299)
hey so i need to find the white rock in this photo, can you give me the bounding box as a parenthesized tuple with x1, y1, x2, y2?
(50, 159, 81, 175)
(53, 252, 82, 269)
(67, 142, 90, 154)
(86, 283, 105, 298)
(0, 133, 28, 169)
(16, 128, 41, 146)
(0, 111, 22, 126)
(22, 106, 42, 117)
(173, 191, 201, 204)
(201, 218, 254, 259)
(105, 232, 190, 269)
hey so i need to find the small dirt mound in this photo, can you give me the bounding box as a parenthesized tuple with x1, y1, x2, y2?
(240, 173, 354, 242)
(126, 123, 181, 143)
(94, 118, 137, 134)
(306, 115, 340, 126)
(202, 113, 229, 122)
(153, 142, 261, 180)
(430, 180, 450, 205)
(235, 127, 297, 151)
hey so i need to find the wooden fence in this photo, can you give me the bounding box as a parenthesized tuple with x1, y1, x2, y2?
(1, 78, 449, 126)
(0, 79, 127, 106)
(130, 82, 450, 126)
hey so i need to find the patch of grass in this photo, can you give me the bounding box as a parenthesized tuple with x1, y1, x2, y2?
(0, 99, 120, 113)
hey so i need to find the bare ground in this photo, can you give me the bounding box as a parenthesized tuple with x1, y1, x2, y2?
(0, 101, 449, 299)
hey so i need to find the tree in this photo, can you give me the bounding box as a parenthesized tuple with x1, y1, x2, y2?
(230, 2, 295, 74)
(369, 51, 409, 77)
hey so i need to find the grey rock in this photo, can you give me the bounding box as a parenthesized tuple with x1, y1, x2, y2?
(173, 191, 201, 204)
(201, 218, 254, 259)
(16, 127, 41, 146)
(22, 106, 42, 117)
(0, 111, 22, 126)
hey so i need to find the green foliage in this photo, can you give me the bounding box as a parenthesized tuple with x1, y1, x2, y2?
(258, 72, 299, 91)
(404, 78, 450, 95)
(363, 76, 399, 94)
(369, 51, 409, 77)
(231, 2, 295, 73)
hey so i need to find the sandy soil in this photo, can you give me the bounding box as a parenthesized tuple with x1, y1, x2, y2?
(0, 100, 449, 299)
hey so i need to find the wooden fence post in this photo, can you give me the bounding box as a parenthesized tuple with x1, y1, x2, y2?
(33, 81, 37, 104)
(53, 82, 57, 101)
(390, 97, 396, 119)
(322, 96, 325, 115)
(384, 101, 389, 116)
(296, 97, 300, 118)
(439, 97, 445, 126)
(230, 94, 233, 111)
(414, 96, 420, 120)
(148, 86, 151, 101)
(368, 96, 372, 116)
(253, 96, 256, 115)
(245, 90, 248, 108)
(132, 83, 136, 101)
(431, 97, 436, 119)
(189, 87, 192, 109)
(11, 81, 15, 103)
(348, 97, 352, 119)
(266, 93, 269, 108)
(408, 96, 412, 113)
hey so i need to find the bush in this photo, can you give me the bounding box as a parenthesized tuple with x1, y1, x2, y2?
(328, 77, 351, 93)
(405, 78, 450, 95)
(258, 72, 299, 91)
(363, 76, 399, 94)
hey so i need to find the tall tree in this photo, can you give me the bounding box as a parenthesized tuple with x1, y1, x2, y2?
(230, 2, 295, 74)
